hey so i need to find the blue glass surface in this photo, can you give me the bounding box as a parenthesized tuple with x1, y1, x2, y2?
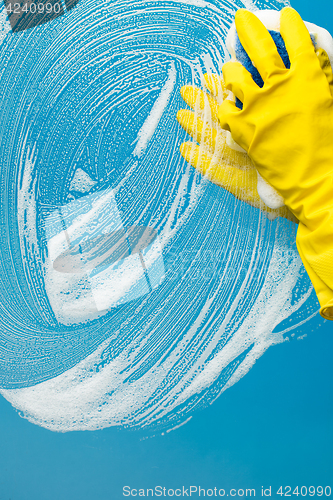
(0, 0, 332, 497)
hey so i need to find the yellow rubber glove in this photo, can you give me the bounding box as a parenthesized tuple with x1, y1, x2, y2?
(177, 75, 296, 221)
(218, 7, 333, 320)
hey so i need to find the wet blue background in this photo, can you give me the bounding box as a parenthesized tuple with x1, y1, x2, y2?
(0, 0, 332, 498)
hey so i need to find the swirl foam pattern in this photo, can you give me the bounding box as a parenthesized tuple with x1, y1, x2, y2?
(0, 0, 318, 431)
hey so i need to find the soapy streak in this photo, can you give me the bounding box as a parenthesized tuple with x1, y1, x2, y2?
(0, 0, 315, 432)
(0, 226, 305, 432)
(134, 62, 176, 158)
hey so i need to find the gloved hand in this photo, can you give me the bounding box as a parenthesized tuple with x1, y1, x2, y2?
(177, 74, 297, 222)
(218, 7, 333, 320)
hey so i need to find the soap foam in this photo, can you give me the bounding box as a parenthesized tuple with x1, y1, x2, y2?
(0, 223, 310, 432)
(0, 0, 317, 432)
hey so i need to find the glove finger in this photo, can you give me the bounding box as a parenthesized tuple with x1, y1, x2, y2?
(180, 141, 255, 192)
(177, 110, 217, 152)
(280, 7, 317, 65)
(178, 110, 256, 168)
(218, 100, 243, 139)
(222, 61, 258, 103)
(317, 48, 333, 96)
(202, 73, 228, 102)
(180, 142, 298, 222)
(180, 85, 219, 122)
(179, 142, 214, 178)
(180, 142, 257, 200)
(234, 9, 285, 82)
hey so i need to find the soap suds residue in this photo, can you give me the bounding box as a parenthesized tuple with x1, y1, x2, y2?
(69, 168, 97, 193)
(0, 0, 318, 433)
(134, 62, 177, 158)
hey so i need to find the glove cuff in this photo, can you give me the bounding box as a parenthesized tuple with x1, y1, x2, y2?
(320, 301, 333, 320)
